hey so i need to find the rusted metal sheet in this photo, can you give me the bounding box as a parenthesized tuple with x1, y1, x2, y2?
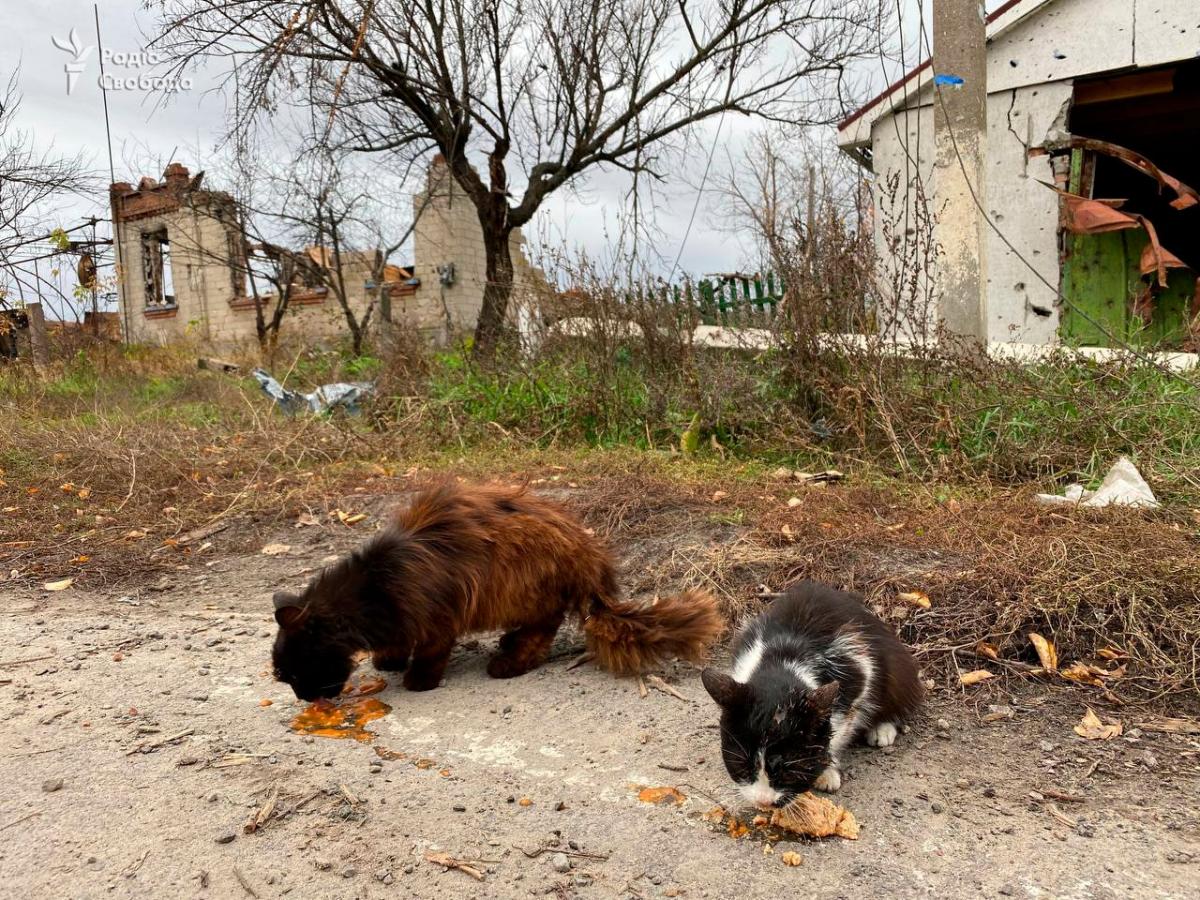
(1034, 137, 1200, 210)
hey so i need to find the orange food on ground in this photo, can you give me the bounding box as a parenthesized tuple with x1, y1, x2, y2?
(290, 697, 391, 742)
(636, 786, 687, 806)
(342, 676, 388, 697)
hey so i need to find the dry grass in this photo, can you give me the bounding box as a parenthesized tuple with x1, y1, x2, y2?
(2, 346, 1198, 708)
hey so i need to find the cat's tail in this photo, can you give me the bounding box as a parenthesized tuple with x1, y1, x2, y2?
(583, 589, 723, 675)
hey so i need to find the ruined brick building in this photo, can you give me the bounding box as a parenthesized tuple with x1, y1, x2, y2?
(111, 159, 543, 346)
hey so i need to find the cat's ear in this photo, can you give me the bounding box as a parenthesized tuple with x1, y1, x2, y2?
(806, 680, 840, 716)
(701, 668, 749, 708)
(273, 592, 308, 631)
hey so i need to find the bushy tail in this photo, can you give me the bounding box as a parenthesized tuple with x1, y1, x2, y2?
(584, 589, 723, 675)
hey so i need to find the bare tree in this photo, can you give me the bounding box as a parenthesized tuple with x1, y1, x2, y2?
(715, 128, 872, 336)
(0, 69, 93, 316)
(154, 0, 885, 356)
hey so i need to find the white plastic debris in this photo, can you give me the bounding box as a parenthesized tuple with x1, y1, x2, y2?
(251, 368, 374, 415)
(1035, 456, 1158, 509)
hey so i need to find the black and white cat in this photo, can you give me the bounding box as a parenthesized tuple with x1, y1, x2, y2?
(702, 580, 923, 808)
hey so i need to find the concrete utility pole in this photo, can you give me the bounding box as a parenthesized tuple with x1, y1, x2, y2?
(932, 0, 989, 345)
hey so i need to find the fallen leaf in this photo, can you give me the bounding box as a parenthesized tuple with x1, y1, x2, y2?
(786, 496, 803, 508)
(1029, 633, 1058, 672)
(43, 577, 74, 591)
(518, 797, 532, 807)
(260, 543, 291, 556)
(374, 746, 407, 761)
(780, 851, 804, 867)
(975, 641, 1000, 661)
(636, 786, 687, 806)
(780, 523, 795, 542)
(70, 555, 90, 564)
(295, 512, 320, 528)
(1073, 707, 1122, 740)
(258, 699, 273, 707)
(60, 482, 75, 493)
(414, 758, 437, 769)
(770, 792, 860, 840)
(959, 669, 995, 686)
(77, 488, 91, 500)
(125, 529, 147, 540)
(336, 509, 367, 526)
(898, 590, 931, 609)
(1059, 662, 1104, 688)
(711, 490, 729, 502)
(1096, 647, 1129, 662)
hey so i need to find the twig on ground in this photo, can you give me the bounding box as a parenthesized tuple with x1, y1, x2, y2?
(0, 652, 54, 668)
(0, 811, 39, 832)
(424, 851, 485, 881)
(565, 652, 593, 671)
(233, 866, 259, 898)
(516, 844, 610, 861)
(645, 674, 689, 702)
(636, 676, 648, 699)
(127, 728, 193, 755)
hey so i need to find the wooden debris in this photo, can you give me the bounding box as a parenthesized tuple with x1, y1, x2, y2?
(128, 728, 194, 755)
(637, 676, 648, 699)
(645, 674, 689, 702)
(1047, 803, 1078, 829)
(197, 357, 240, 374)
(175, 520, 229, 546)
(1135, 716, 1200, 735)
(1034, 787, 1086, 804)
(425, 851, 485, 881)
(212, 753, 271, 768)
(243, 785, 279, 834)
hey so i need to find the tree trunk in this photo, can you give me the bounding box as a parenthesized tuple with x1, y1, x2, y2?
(474, 222, 514, 359)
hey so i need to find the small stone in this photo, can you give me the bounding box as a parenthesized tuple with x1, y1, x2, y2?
(402, 864, 414, 875)
(453, 804, 466, 812)
(574, 874, 594, 887)
(955, 778, 971, 789)
(177, 756, 200, 767)
(983, 786, 996, 798)
(549, 852, 571, 874)
(42, 778, 63, 793)
(215, 832, 236, 845)
(341, 867, 356, 878)
(189, 693, 208, 702)
(1076, 822, 1096, 838)
(936, 718, 950, 731)
(999, 885, 1014, 896)
(931, 801, 945, 814)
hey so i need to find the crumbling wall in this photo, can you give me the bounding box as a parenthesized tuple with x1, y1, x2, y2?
(408, 157, 547, 341)
(113, 165, 381, 348)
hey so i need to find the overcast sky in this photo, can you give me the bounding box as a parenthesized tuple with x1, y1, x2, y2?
(3, 0, 999, 316)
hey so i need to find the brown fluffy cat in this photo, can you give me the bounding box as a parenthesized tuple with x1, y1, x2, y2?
(271, 482, 722, 700)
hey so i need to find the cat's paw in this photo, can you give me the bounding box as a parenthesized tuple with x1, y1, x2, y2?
(865, 721, 898, 747)
(813, 766, 842, 793)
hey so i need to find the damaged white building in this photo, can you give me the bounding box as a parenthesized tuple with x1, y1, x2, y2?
(838, 0, 1199, 347)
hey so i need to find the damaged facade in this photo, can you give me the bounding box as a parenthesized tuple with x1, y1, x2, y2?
(112, 158, 542, 346)
(838, 0, 1199, 347)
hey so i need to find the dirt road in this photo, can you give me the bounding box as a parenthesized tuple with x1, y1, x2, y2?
(1, 525, 1196, 899)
